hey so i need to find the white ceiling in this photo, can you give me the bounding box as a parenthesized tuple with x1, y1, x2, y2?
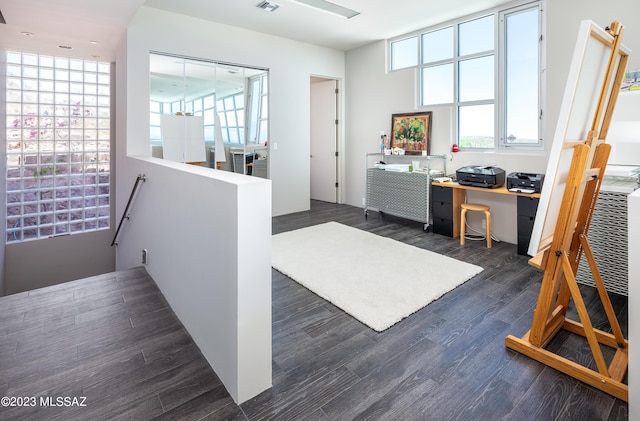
(0, 0, 513, 60)
(0, 0, 145, 61)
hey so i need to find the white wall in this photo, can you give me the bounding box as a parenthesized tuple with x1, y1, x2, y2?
(344, 0, 639, 244)
(629, 189, 639, 418)
(125, 6, 345, 217)
(0, 52, 6, 295)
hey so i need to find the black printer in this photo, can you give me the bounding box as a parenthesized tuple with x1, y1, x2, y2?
(507, 172, 544, 193)
(456, 166, 506, 188)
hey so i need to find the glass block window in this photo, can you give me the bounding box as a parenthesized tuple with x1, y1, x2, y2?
(5, 52, 111, 243)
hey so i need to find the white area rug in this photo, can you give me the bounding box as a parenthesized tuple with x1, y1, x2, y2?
(272, 222, 483, 332)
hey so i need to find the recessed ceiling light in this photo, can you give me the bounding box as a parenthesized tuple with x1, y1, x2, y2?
(90, 40, 99, 45)
(21, 31, 35, 37)
(290, 0, 359, 19)
(257, 1, 280, 12)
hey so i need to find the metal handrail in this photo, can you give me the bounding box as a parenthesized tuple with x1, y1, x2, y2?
(111, 173, 146, 246)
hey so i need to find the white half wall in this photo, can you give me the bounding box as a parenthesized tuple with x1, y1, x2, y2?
(115, 156, 272, 404)
(629, 189, 639, 418)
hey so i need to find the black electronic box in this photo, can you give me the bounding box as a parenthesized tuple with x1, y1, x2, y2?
(506, 172, 544, 193)
(456, 166, 506, 188)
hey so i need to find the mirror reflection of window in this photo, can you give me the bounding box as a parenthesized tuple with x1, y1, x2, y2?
(247, 74, 269, 146)
(149, 53, 268, 177)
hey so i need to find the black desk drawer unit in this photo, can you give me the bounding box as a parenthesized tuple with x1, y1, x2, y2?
(517, 196, 539, 255)
(432, 185, 454, 237)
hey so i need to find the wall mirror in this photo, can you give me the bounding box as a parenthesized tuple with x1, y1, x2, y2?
(149, 52, 269, 177)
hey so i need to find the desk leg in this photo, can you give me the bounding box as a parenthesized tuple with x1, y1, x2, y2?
(452, 188, 465, 238)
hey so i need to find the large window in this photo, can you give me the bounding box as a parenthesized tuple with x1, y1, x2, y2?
(390, 1, 542, 151)
(5, 52, 111, 243)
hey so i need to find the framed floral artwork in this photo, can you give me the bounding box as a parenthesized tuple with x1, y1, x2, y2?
(390, 112, 432, 155)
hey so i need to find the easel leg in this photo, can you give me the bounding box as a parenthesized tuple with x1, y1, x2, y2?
(528, 252, 570, 347)
(560, 254, 609, 376)
(579, 234, 626, 345)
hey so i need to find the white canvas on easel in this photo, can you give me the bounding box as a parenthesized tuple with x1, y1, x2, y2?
(160, 114, 207, 163)
(527, 20, 631, 256)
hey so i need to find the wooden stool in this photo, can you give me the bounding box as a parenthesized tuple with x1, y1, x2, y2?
(460, 203, 491, 248)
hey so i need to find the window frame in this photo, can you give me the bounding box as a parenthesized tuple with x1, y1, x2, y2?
(498, 2, 545, 150)
(388, 0, 544, 153)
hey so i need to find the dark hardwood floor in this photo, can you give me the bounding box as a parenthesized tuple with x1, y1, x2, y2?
(0, 200, 628, 420)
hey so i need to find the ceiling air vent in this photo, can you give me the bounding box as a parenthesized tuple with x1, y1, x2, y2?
(0, 9, 6, 24)
(256, 1, 280, 12)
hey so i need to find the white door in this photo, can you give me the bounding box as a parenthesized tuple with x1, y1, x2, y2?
(310, 78, 338, 203)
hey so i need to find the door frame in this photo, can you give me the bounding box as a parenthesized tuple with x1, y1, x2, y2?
(310, 75, 342, 204)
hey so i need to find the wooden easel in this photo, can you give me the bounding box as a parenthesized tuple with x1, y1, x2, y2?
(505, 21, 630, 402)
